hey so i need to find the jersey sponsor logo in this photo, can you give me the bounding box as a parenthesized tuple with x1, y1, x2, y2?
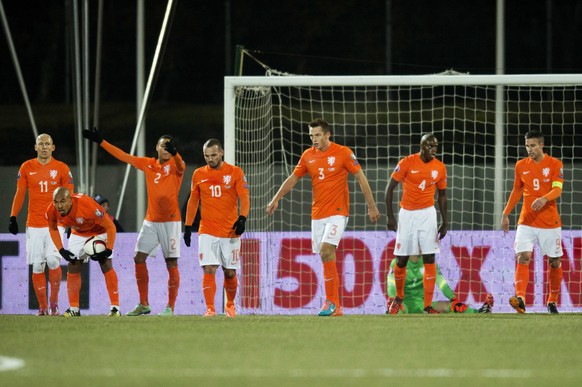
(308, 159, 316, 163)
(50, 170, 57, 179)
(29, 171, 38, 175)
(542, 167, 550, 177)
(200, 178, 209, 183)
(394, 165, 400, 173)
(17, 171, 21, 180)
(327, 156, 335, 166)
(559, 168, 564, 178)
(410, 170, 419, 174)
(522, 171, 530, 175)
(350, 152, 359, 166)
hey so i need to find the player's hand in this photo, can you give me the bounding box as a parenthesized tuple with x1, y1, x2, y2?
(82, 127, 103, 145)
(183, 225, 192, 247)
(59, 248, 76, 263)
(386, 297, 395, 314)
(438, 223, 448, 240)
(164, 139, 177, 156)
(232, 215, 247, 236)
(501, 214, 510, 233)
(451, 298, 468, 313)
(368, 206, 380, 224)
(8, 216, 18, 235)
(90, 248, 112, 264)
(386, 217, 397, 232)
(266, 200, 278, 216)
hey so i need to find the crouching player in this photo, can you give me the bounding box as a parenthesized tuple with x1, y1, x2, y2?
(46, 187, 120, 316)
(386, 255, 494, 314)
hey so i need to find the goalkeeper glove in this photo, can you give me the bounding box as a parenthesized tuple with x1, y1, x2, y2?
(451, 297, 468, 313)
(164, 139, 177, 156)
(183, 225, 192, 247)
(82, 127, 103, 145)
(59, 248, 76, 263)
(8, 216, 18, 235)
(232, 215, 247, 236)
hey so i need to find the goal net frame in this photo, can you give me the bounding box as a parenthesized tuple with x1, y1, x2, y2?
(224, 73, 582, 314)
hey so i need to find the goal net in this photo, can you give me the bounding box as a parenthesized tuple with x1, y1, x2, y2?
(225, 73, 582, 314)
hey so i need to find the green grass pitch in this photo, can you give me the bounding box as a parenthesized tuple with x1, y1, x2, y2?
(1, 313, 581, 387)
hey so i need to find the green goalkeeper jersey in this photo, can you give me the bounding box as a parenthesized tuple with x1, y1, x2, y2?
(386, 257, 456, 312)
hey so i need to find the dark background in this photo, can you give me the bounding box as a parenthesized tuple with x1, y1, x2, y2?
(2, 0, 582, 167)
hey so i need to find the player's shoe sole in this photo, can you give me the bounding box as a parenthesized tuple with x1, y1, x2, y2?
(126, 304, 152, 316)
(509, 296, 526, 314)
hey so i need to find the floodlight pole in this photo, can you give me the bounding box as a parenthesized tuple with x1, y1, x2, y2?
(0, 0, 39, 139)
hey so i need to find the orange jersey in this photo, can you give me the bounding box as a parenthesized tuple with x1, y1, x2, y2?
(46, 194, 115, 249)
(391, 153, 447, 210)
(294, 142, 361, 219)
(11, 158, 74, 227)
(512, 154, 563, 228)
(101, 141, 184, 222)
(187, 162, 249, 237)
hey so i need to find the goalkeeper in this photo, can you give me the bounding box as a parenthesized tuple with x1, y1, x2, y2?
(386, 255, 494, 314)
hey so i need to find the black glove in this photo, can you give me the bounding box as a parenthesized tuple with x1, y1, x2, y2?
(59, 248, 76, 263)
(183, 225, 192, 247)
(82, 127, 103, 145)
(65, 227, 71, 239)
(91, 248, 112, 264)
(8, 216, 18, 235)
(164, 139, 177, 156)
(232, 215, 247, 236)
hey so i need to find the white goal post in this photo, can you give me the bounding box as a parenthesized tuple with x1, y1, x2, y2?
(224, 74, 582, 314)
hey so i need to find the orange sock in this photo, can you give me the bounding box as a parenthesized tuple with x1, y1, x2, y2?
(67, 272, 81, 308)
(514, 263, 529, 300)
(393, 264, 406, 299)
(202, 273, 216, 311)
(32, 272, 48, 309)
(547, 264, 563, 304)
(135, 263, 149, 305)
(48, 267, 62, 305)
(423, 263, 437, 308)
(224, 275, 238, 307)
(323, 260, 339, 305)
(104, 269, 119, 306)
(167, 266, 180, 310)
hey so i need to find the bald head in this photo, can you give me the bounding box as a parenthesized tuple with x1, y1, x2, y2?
(53, 187, 72, 216)
(419, 133, 439, 163)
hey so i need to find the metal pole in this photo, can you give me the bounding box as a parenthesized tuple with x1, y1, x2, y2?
(72, 0, 86, 194)
(90, 0, 104, 197)
(0, 0, 39, 139)
(494, 0, 505, 229)
(82, 0, 90, 193)
(136, 0, 146, 229)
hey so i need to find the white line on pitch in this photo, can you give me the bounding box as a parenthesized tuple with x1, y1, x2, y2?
(0, 356, 25, 372)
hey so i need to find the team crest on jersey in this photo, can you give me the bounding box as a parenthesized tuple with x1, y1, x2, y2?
(95, 209, 104, 219)
(327, 157, 335, 166)
(163, 164, 170, 176)
(223, 175, 232, 187)
(431, 170, 438, 180)
(76, 217, 84, 225)
(542, 167, 550, 177)
(50, 170, 57, 179)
